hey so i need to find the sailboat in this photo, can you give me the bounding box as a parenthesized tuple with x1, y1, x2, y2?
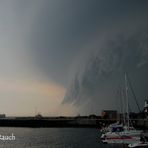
(128, 135, 148, 147)
(101, 73, 143, 144)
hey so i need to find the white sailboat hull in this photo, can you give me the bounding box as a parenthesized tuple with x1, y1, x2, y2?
(102, 130, 142, 138)
(101, 130, 142, 144)
(102, 136, 140, 144)
(128, 142, 148, 147)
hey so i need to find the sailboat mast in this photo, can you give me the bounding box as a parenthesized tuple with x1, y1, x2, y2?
(125, 73, 130, 129)
(121, 88, 126, 125)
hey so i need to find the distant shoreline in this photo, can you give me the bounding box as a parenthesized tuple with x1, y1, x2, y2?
(0, 118, 147, 129)
(0, 118, 98, 128)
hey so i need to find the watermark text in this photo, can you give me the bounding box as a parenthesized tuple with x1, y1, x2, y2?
(0, 133, 15, 141)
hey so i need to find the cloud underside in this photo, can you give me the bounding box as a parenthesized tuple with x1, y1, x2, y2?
(63, 30, 148, 114)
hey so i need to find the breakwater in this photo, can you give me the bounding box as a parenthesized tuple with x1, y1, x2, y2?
(0, 118, 98, 128)
(0, 118, 147, 128)
(0, 117, 117, 128)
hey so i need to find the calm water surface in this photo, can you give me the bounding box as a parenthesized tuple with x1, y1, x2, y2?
(0, 128, 122, 148)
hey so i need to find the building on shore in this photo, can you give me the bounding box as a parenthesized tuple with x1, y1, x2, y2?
(101, 110, 117, 120)
(142, 100, 148, 118)
(144, 100, 148, 113)
(0, 114, 6, 118)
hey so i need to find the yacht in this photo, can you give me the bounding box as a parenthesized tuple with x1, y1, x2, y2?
(100, 73, 143, 144)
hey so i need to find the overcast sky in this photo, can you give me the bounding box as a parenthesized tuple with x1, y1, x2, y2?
(0, 0, 148, 116)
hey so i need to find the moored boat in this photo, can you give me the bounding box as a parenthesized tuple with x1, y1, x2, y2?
(101, 126, 142, 144)
(100, 73, 143, 144)
(128, 136, 148, 147)
(102, 135, 140, 144)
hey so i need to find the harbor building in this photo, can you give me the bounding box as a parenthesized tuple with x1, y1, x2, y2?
(101, 110, 117, 120)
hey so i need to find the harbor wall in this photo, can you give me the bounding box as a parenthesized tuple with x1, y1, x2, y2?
(0, 118, 147, 128)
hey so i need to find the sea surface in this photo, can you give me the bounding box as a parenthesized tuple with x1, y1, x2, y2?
(0, 127, 123, 148)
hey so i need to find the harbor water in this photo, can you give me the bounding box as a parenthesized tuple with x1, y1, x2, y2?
(0, 127, 123, 148)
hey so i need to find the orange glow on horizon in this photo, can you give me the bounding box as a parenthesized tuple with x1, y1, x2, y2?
(0, 79, 66, 98)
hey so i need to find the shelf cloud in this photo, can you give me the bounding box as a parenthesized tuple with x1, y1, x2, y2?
(0, 0, 148, 115)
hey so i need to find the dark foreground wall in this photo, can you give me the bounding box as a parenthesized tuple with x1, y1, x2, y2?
(0, 119, 98, 128)
(0, 118, 147, 129)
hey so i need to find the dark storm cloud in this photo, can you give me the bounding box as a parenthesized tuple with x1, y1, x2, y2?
(13, 0, 148, 114)
(63, 30, 148, 114)
(27, 0, 148, 86)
